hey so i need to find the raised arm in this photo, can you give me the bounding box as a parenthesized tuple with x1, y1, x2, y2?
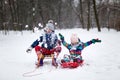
(79, 38, 101, 50)
(59, 33, 71, 50)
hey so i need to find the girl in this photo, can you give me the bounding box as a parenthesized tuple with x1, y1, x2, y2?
(59, 33, 101, 68)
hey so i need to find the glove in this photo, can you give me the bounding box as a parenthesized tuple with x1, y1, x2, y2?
(59, 33, 64, 41)
(91, 38, 101, 44)
(26, 47, 32, 53)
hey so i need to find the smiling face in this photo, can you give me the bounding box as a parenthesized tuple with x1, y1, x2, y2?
(44, 27, 52, 34)
(46, 27, 52, 33)
(70, 34, 79, 45)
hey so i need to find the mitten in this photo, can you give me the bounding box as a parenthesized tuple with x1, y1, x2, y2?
(26, 47, 32, 53)
(91, 38, 101, 44)
(59, 33, 64, 41)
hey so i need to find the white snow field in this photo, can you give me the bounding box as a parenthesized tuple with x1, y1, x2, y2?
(0, 28, 120, 80)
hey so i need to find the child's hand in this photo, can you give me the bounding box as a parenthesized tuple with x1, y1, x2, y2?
(59, 33, 64, 41)
(26, 47, 32, 53)
(92, 38, 101, 44)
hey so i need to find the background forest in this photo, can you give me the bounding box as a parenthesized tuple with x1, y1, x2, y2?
(0, 0, 120, 32)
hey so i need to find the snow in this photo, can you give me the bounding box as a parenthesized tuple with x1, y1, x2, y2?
(0, 28, 120, 80)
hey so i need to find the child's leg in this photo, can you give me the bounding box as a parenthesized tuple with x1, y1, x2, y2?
(51, 53, 58, 67)
(73, 55, 83, 64)
(35, 46, 44, 67)
(35, 46, 41, 58)
(37, 53, 44, 67)
(51, 46, 61, 66)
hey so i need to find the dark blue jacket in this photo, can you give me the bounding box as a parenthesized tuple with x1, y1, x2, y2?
(31, 32, 58, 50)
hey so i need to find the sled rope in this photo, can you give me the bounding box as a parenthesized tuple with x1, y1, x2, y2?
(22, 67, 53, 77)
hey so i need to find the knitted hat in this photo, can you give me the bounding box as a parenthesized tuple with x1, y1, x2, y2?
(70, 34, 79, 44)
(48, 20, 53, 23)
(44, 20, 54, 31)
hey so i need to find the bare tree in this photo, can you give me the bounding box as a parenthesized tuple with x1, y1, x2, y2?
(92, 0, 101, 32)
(87, 0, 91, 31)
(79, 0, 85, 29)
(57, 0, 62, 29)
(0, 0, 4, 30)
(0, 0, 119, 31)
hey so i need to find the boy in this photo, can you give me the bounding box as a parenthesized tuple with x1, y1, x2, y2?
(26, 20, 61, 68)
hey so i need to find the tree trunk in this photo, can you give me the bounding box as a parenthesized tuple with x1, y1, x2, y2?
(79, 0, 84, 29)
(93, 0, 101, 32)
(58, 0, 62, 29)
(38, 0, 45, 26)
(0, 0, 4, 30)
(87, 0, 91, 31)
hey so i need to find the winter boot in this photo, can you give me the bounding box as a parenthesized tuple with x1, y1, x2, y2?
(36, 59, 43, 68)
(40, 59, 43, 66)
(61, 59, 66, 63)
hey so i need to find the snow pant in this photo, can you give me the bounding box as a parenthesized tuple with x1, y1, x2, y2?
(61, 54, 83, 64)
(35, 46, 61, 66)
(61, 54, 83, 68)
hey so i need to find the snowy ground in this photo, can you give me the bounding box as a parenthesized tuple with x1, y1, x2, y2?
(0, 28, 120, 80)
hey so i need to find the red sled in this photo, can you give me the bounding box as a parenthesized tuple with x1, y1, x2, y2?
(61, 61, 83, 68)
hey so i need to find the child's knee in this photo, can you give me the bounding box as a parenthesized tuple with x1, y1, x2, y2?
(35, 46, 41, 52)
(55, 47, 61, 53)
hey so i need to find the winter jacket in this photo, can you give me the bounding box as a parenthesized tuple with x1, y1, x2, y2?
(59, 33, 101, 64)
(31, 32, 58, 50)
(62, 39, 93, 55)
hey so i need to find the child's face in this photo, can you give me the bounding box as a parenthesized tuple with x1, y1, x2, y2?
(71, 42, 79, 45)
(70, 34, 79, 45)
(71, 38, 79, 45)
(45, 28, 52, 33)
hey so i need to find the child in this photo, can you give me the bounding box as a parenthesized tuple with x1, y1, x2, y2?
(59, 33, 101, 68)
(26, 20, 61, 68)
